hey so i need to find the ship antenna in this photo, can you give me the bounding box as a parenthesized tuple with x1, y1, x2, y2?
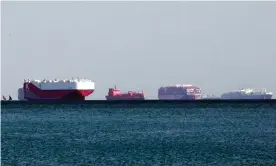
(115, 85, 116, 89)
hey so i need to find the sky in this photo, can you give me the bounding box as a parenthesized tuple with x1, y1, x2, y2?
(1, 1, 276, 99)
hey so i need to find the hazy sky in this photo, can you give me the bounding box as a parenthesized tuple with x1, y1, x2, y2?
(1, 1, 276, 99)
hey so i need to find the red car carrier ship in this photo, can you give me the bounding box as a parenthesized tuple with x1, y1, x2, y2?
(105, 86, 145, 100)
(18, 78, 95, 101)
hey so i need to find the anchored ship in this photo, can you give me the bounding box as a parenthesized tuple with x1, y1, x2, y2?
(18, 78, 95, 101)
(221, 88, 273, 99)
(200, 94, 221, 100)
(158, 84, 201, 100)
(105, 86, 145, 100)
(2, 95, 12, 101)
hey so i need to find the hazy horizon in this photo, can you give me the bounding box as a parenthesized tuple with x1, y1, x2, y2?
(2, 1, 276, 99)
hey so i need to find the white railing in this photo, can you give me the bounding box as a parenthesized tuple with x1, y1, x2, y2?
(24, 78, 94, 83)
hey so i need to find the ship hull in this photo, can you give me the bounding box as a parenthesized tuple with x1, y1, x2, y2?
(105, 96, 145, 100)
(158, 94, 200, 100)
(221, 94, 272, 100)
(18, 87, 94, 101)
(25, 90, 94, 101)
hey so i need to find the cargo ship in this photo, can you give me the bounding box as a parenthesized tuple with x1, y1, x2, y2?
(18, 78, 95, 101)
(105, 86, 145, 100)
(221, 88, 273, 99)
(158, 84, 201, 100)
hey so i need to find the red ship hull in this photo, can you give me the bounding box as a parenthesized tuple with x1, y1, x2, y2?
(19, 83, 94, 101)
(105, 96, 145, 100)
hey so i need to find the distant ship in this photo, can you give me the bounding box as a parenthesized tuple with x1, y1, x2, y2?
(200, 94, 221, 100)
(18, 78, 95, 101)
(105, 86, 145, 100)
(2, 95, 12, 101)
(221, 88, 273, 99)
(158, 84, 201, 100)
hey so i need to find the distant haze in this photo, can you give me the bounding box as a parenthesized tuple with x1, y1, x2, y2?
(1, 1, 276, 99)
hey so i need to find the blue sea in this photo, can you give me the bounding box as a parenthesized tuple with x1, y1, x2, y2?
(1, 102, 276, 165)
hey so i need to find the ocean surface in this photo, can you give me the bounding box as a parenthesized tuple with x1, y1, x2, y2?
(1, 102, 276, 166)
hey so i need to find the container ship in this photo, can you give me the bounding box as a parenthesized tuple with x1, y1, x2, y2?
(221, 88, 273, 99)
(158, 84, 201, 100)
(105, 86, 145, 100)
(18, 78, 95, 101)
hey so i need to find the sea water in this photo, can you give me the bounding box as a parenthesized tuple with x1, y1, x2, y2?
(1, 103, 276, 165)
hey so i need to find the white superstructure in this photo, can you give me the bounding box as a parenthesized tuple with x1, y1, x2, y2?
(225, 88, 272, 95)
(23, 78, 95, 90)
(165, 84, 194, 88)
